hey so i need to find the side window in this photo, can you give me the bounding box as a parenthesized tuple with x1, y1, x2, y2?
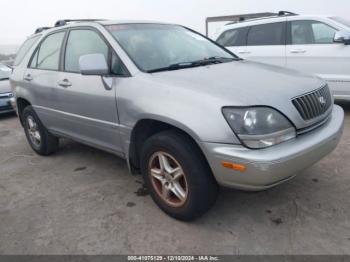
(30, 32, 65, 70)
(312, 22, 337, 43)
(217, 28, 248, 47)
(64, 30, 109, 73)
(14, 35, 40, 66)
(111, 52, 127, 76)
(247, 22, 285, 46)
(291, 20, 337, 45)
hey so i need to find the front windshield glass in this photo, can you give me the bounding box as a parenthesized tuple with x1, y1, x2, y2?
(106, 24, 237, 72)
(0, 65, 11, 80)
(330, 17, 350, 28)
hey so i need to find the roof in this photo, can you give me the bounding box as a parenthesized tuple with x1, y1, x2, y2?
(99, 20, 173, 25)
(221, 14, 333, 29)
(33, 19, 175, 35)
(232, 14, 332, 24)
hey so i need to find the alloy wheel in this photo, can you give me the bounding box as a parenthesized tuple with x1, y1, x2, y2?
(27, 115, 41, 147)
(148, 152, 189, 207)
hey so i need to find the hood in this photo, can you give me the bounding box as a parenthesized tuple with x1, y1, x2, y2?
(148, 60, 327, 129)
(149, 60, 324, 105)
(0, 79, 11, 94)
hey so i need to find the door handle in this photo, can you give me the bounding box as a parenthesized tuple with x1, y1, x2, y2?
(24, 74, 33, 81)
(238, 50, 251, 54)
(58, 79, 72, 88)
(290, 49, 306, 54)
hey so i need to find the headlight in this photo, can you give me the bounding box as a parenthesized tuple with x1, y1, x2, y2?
(222, 107, 296, 149)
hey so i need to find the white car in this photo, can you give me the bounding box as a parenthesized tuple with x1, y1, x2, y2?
(216, 12, 350, 100)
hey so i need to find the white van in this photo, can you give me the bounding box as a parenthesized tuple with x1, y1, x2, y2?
(216, 12, 350, 100)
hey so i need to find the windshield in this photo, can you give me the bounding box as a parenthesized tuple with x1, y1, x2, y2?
(330, 17, 350, 28)
(106, 24, 237, 72)
(0, 65, 11, 80)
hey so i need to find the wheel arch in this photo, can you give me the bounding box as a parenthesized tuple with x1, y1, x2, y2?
(16, 97, 32, 127)
(127, 118, 209, 174)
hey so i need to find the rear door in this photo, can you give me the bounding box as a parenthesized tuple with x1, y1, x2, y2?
(286, 19, 350, 98)
(24, 30, 66, 127)
(242, 21, 287, 67)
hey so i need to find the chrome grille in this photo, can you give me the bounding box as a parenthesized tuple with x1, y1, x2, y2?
(292, 85, 332, 121)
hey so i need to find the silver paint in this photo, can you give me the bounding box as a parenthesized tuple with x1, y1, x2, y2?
(10, 21, 345, 190)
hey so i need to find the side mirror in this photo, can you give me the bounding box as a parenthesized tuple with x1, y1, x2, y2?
(334, 30, 350, 45)
(79, 53, 109, 75)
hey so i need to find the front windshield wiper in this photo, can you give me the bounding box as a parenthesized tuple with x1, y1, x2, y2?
(204, 56, 239, 63)
(0, 77, 9, 81)
(147, 62, 202, 73)
(147, 57, 239, 73)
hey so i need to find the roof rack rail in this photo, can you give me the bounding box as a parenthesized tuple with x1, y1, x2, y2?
(54, 19, 105, 27)
(205, 11, 298, 36)
(34, 27, 52, 34)
(233, 11, 297, 23)
(278, 11, 297, 16)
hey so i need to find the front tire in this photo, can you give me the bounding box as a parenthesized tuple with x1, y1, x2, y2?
(22, 106, 59, 155)
(141, 130, 218, 221)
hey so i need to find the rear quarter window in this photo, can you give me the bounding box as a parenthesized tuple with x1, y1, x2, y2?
(217, 27, 248, 47)
(14, 35, 41, 66)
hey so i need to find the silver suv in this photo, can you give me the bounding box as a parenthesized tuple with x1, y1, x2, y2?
(11, 20, 344, 220)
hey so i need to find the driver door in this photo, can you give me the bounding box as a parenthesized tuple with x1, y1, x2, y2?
(286, 19, 350, 96)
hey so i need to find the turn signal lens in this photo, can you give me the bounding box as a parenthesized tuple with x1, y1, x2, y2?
(221, 161, 246, 172)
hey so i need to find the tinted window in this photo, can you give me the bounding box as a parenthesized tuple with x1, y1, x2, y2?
(217, 28, 247, 46)
(291, 20, 337, 45)
(111, 52, 126, 75)
(14, 36, 40, 66)
(30, 32, 65, 70)
(65, 30, 109, 73)
(247, 23, 284, 46)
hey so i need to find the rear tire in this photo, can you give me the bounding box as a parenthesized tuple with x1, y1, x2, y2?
(22, 106, 59, 155)
(140, 130, 218, 221)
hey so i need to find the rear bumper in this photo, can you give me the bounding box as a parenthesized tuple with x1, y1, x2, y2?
(325, 78, 350, 101)
(9, 97, 17, 114)
(334, 94, 350, 101)
(201, 105, 344, 191)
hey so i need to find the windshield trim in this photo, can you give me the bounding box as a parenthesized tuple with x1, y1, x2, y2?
(105, 23, 240, 73)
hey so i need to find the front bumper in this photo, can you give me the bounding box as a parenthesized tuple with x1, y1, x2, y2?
(201, 105, 344, 191)
(0, 94, 15, 114)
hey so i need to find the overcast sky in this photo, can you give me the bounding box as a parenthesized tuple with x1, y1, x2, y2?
(1, 0, 350, 48)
